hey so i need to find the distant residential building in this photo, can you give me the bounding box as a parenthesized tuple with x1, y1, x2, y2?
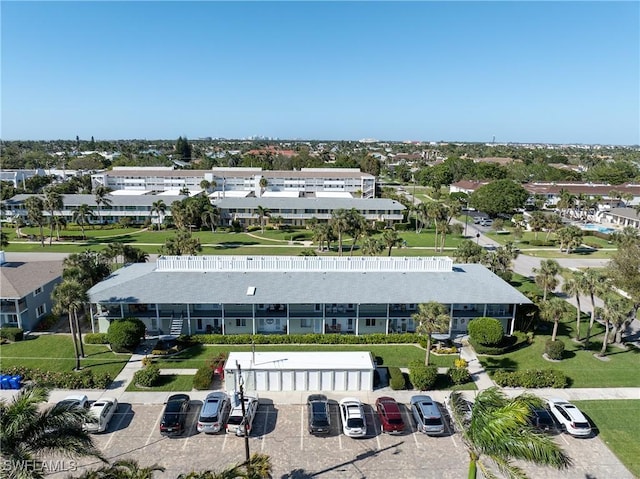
(599, 207, 640, 229)
(0, 254, 63, 331)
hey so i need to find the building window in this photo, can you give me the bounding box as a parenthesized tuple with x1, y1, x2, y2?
(366, 318, 376, 327)
(197, 318, 203, 330)
(36, 305, 46, 317)
(236, 318, 246, 327)
(314, 304, 321, 312)
(34, 287, 43, 296)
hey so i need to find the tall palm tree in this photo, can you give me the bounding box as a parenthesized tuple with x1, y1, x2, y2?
(43, 188, 63, 246)
(544, 213, 563, 241)
(150, 200, 166, 231)
(361, 235, 384, 256)
(540, 297, 569, 342)
(177, 453, 272, 479)
(259, 176, 268, 197)
(528, 211, 547, 241)
(449, 387, 571, 479)
(347, 209, 367, 256)
(581, 268, 605, 350)
(104, 242, 126, 266)
(24, 196, 46, 247)
(72, 204, 96, 240)
(597, 297, 632, 356)
(426, 201, 446, 252)
(93, 186, 112, 226)
(201, 205, 221, 233)
(381, 228, 404, 256)
(256, 205, 270, 234)
(329, 209, 350, 256)
(52, 279, 88, 364)
(75, 459, 165, 479)
(562, 271, 585, 341)
(0, 385, 106, 479)
(412, 302, 450, 365)
(532, 259, 560, 301)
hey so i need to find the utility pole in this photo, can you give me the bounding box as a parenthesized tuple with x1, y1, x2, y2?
(236, 361, 250, 464)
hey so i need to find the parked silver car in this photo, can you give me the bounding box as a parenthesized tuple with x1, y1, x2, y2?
(410, 395, 444, 436)
(197, 392, 231, 434)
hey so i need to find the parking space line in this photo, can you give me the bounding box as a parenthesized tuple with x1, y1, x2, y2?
(182, 413, 197, 450)
(450, 435, 458, 448)
(222, 430, 228, 451)
(560, 434, 570, 445)
(300, 405, 304, 450)
(338, 433, 343, 450)
(401, 407, 419, 448)
(105, 405, 129, 449)
(146, 409, 162, 446)
(261, 410, 268, 451)
(376, 434, 381, 451)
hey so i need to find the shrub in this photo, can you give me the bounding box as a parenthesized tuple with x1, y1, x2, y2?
(84, 333, 109, 344)
(133, 364, 160, 387)
(468, 331, 528, 355)
(0, 328, 23, 342)
(107, 318, 145, 352)
(468, 317, 504, 346)
(408, 361, 438, 390)
(529, 239, 556, 247)
(0, 366, 112, 389)
(454, 358, 468, 369)
(191, 332, 423, 345)
(492, 369, 567, 388)
(141, 356, 153, 367)
(388, 367, 406, 390)
(545, 339, 565, 360)
(448, 367, 471, 385)
(193, 363, 215, 390)
(35, 314, 58, 331)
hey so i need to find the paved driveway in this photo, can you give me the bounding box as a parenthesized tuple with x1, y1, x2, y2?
(47, 401, 632, 479)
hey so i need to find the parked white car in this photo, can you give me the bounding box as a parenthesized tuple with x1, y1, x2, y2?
(56, 394, 90, 410)
(339, 397, 367, 437)
(226, 395, 258, 437)
(547, 398, 592, 437)
(83, 397, 118, 433)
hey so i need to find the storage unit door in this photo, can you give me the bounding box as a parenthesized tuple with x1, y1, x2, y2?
(268, 371, 281, 391)
(360, 371, 372, 391)
(256, 371, 268, 391)
(281, 371, 294, 391)
(294, 371, 307, 390)
(308, 371, 320, 390)
(334, 371, 347, 391)
(321, 371, 333, 391)
(347, 371, 360, 391)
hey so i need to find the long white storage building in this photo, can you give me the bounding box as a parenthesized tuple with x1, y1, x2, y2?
(224, 351, 376, 392)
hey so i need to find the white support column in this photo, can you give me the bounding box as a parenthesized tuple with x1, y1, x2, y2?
(252, 304, 256, 335)
(322, 303, 326, 335)
(90, 304, 95, 333)
(187, 304, 192, 335)
(355, 304, 360, 336)
(385, 317, 389, 335)
(483, 303, 487, 317)
(221, 304, 225, 335)
(15, 299, 22, 330)
(287, 304, 290, 335)
(510, 305, 516, 336)
(120, 303, 124, 318)
(449, 303, 454, 337)
(155, 304, 160, 322)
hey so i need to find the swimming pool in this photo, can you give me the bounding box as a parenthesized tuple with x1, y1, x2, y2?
(581, 223, 616, 234)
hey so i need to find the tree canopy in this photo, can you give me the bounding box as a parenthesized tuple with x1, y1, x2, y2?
(469, 179, 529, 217)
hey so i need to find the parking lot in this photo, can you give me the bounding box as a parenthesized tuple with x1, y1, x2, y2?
(48, 399, 633, 479)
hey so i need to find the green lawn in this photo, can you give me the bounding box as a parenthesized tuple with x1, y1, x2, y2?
(126, 374, 194, 392)
(0, 335, 130, 378)
(573, 400, 640, 478)
(154, 344, 456, 369)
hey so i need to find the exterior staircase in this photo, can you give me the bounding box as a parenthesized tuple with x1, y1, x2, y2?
(170, 317, 184, 336)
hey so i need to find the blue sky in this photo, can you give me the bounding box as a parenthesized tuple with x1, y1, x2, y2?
(2, 1, 639, 144)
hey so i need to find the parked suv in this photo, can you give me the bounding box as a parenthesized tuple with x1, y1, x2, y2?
(547, 399, 592, 437)
(529, 406, 558, 434)
(226, 395, 258, 437)
(307, 394, 331, 435)
(375, 397, 405, 434)
(160, 394, 191, 436)
(197, 392, 231, 434)
(410, 395, 445, 435)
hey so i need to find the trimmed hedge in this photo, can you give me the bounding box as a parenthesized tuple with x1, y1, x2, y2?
(545, 339, 565, 360)
(133, 364, 160, 387)
(529, 239, 557, 247)
(107, 317, 145, 352)
(408, 361, 438, 390)
(0, 366, 112, 389)
(388, 366, 406, 390)
(468, 317, 504, 346)
(448, 367, 471, 385)
(84, 333, 109, 344)
(492, 369, 567, 388)
(468, 331, 528, 355)
(0, 328, 24, 342)
(193, 363, 215, 390)
(191, 332, 423, 345)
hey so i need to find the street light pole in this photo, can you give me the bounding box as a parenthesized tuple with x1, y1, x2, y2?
(236, 361, 250, 464)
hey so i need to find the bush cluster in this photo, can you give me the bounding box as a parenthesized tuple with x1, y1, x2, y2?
(84, 333, 109, 344)
(492, 369, 567, 388)
(468, 331, 528, 355)
(193, 362, 215, 390)
(191, 332, 422, 345)
(0, 366, 112, 389)
(448, 367, 471, 385)
(35, 314, 58, 331)
(107, 317, 145, 352)
(408, 361, 438, 390)
(0, 328, 23, 342)
(468, 317, 504, 346)
(388, 367, 406, 390)
(529, 239, 557, 247)
(133, 364, 160, 387)
(545, 339, 565, 360)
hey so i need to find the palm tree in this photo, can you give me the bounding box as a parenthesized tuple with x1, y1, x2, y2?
(449, 387, 571, 479)
(256, 205, 270, 234)
(347, 209, 368, 256)
(540, 297, 569, 342)
(329, 209, 350, 256)
(562, 271, 585, 341)
(201, 205, 221, 233)
(25, 196, 46, 247)
(582, 268, 605, 350)
(532, 259, 560, 301)
(72, 204, 96, 240)
(0, 385, 106, 479)
(52, 279, 88, 364)
(44, 188, 63, 246)
(177, 453, 272, 479)
(528, 211, 546, 240)
(412, 302, 450, 365)
(259, 176, 268, 197)
(544, 213, 563, 241)
(597, 297, 632, 356)
(381, 228, 404, 256)
(93, 186, 112, 226)
(75, 459, 165, 479)
(425, 201, 446, 252)
(150, 200, 166, 231)
(104, 242, 126, 266)
(361, 235, 384, 256)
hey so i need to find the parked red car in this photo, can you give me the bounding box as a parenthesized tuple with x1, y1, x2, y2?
(375, 396, 405, 434)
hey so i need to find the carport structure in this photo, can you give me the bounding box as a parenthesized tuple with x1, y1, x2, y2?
(224, 351, 376, 392)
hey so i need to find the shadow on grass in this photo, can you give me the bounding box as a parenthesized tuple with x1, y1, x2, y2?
(158, 343, 205, 362)
(481, 356, 518, 373)
(82, 359, 130, 370)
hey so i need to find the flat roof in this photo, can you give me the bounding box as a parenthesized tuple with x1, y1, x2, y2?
(212, 197, 405, 210)
(225, 351, 375, 371)
(6, 194, 186, 207)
